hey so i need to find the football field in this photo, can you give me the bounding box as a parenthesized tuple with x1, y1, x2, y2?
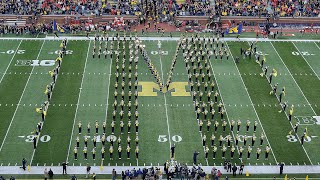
(0, 36, 319, 171)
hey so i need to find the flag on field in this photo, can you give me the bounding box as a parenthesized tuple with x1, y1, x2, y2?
(284, 174, 288, 180)
(53, 19, 66, 33)
(225, 23, 243, 34)
(306, 175, 309, 180)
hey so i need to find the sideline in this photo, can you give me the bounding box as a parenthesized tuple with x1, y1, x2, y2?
(0, 165, 320, 175)
(0, 37, 320, 42)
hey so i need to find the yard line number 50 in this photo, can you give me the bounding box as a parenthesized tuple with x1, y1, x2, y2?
(158, 135, 182, 143)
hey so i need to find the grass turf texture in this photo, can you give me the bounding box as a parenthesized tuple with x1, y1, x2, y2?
(0, 38, 319, 168)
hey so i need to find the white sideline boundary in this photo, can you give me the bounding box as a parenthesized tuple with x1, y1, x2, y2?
(0, 165, 320, 175)
(1, 37, 320, 42)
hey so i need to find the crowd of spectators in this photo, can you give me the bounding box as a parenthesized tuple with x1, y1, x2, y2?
(214, 0, 320, 17)
(269, 0, 320, 17)
(0, 0, 319, 18)
(0, 17, 139, 35)
(0, 0, 38, 15)
(120, 164, 210, 179)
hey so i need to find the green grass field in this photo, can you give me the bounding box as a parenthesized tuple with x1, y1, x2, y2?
(0, 37, 319, 170)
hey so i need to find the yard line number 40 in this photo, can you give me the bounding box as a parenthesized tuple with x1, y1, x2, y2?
(291, 51, 315, 56)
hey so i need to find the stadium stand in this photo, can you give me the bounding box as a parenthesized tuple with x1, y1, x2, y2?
(0, 0, 38, 15)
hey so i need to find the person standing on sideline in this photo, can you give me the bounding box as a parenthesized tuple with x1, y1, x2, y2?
(44, 168, 49, 180)
(48, 169, 54, 178)
(279, 162, 284, 175)
(21, 158, 27, 171)
(112, 169, 117, 180)
(232, 165, 237, 176)
(193, 151, 200, 165)
(239, 163, 244, 175)
(86, 164, 91, 178)
(62, 161, 67, 174)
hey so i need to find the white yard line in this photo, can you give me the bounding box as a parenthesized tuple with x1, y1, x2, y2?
(158, 44, 172, 149)
(30, 40, 63, 165)
(207, 57, 241, 164)
(292, 42, 320, 81)
(270, 42, 317, 115)
(313, 41, 320, 54)
(226, 42, 278, 164)
(0, 40, 23, 84)
(270, 42, 314, 165)
(0, 40, 46, 155)
(102, 40, 114, 165)
(65, 40, 92, 162)
(1, 165, 320, 175)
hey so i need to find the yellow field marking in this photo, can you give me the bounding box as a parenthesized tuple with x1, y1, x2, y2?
(138, 82, 159, 96)
(138, 81, 190, 97)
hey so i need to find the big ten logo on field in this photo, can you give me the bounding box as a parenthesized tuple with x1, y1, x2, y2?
(15, 60, 56, 67)
(102, 50, 169, 55)
(138, 81, 190, 97)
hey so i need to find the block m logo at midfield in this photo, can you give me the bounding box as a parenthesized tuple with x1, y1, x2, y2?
(138, 82, 190, 97)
